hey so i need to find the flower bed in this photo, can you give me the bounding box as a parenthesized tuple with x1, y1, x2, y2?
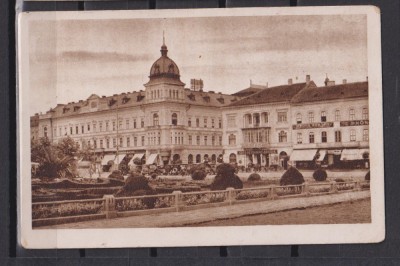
(276, 186, 302, 196)
(182, 192, 226, 206)
(32, 201, 103, 220)
(235, 190, 269, 200)
(116, 195, 174, 211)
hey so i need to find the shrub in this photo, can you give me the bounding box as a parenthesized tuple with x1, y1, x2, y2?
(108, 170, 124, 180)
(115, 172, 154, 197)
(210, 163, 243, 190)
(192, 170, 207, 180)
(280, 167, 304, 186)
(365, 171, 370, 181)
(132, 189, 156, 209)
(312, 168, 327, 182)
(150, 173, 158, 180)
(247, 173, 261, 181)
(334, 178, 345, 183)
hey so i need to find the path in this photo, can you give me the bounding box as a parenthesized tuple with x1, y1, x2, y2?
(40, 191, 370, 229)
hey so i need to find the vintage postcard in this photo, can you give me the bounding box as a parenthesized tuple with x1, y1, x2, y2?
(18, 7, 384, 248)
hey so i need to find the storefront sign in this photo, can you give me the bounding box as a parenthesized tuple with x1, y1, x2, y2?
(243, 148, 277, 154)
(292, 122, 334, 130)
(340, 120, 369, 127)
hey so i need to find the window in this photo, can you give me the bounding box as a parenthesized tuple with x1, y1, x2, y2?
(70, 127, 73, 135)
(106, 122, 109, 131)
(172, 113, 178, 126)
(362, 108, 369, 120)
(212, 136, 215, 145)
(321, 111, 327, 122)
(119, 138, 123, 147)
(204, 118, 207, 128)
(153, 113, 159, 126)
(309, 132, 315, 143)
(188, 135, 192, 145)
(196, 154, 201, 163)
(335, 110, 340, 121)
(308, 112, 314, 123)
(76, 126, 78, 134)
(219, 119, 222, 128)
(321, 131, 327, 143)
(277, 112, 287, 122)
(87, 124, 90, 131)
(141, 119, 144, 128)
(119, 120, 122, 129)
(227, 116, 236, 128)
(219, 136, 222, 145)
(127, 137, 130, 147)
(211, 119, 215, 128)
(112, 121, 116, 131)
(113, 138, 116, 148)
(363, 129, 369, 141)
(297, 133, 302, 144)
(262, 112, 269, 123)
(349, 108, 355, 120)
(59, 127, 62, 136)
(126, 119, 130, 129)
(188, 154, 193, 164)
(196, 135, 200, 145)
(335, 131, 341, 142)
(100, 139, 103, 148)
(93, 123, 97, 132)
(350, 129, 356, 141)
(278, 131, 287, 143)
(93, 140, 97, 149)
(253, 113, 260, 127)
(43, 127, 48, 138)
(196, 118, 200, 127)
(99, 122, 102, 132)
(133, 119, 137, 128)
(188, 118, 191, 127)
(141, 136, 145, 146)
(228, 134, 236, 146)
(134, 137, 137, 146)
(158, 133, 161, 144)
(296, 113, 302, 124)
(106, 139, 110, 148)
(82, 125, 84, 134)
(204, 136, 208, 145)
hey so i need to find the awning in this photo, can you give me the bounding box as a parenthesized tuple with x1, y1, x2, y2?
(114, 153, 126, 164)
(128, 153, 145, 165)
(101, 154, 116, 165)
(146, 153, 158, 165)
(341, 149, 369, 161)
(316, 150, 327, 161)
(290, 149, 318, 161)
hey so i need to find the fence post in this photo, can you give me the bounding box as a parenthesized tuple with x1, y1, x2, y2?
(268, 186, 276, 200)
(226, 187, 235, 205)
(302, 183, 310, 196)
(103, 195, 117, 219)
(172, 190, 183, 212)
(330, 181, 338, 193)
(354, 181, 361, 191)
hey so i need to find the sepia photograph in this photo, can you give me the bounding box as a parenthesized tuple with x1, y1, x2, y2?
(18, 7, 384, 248)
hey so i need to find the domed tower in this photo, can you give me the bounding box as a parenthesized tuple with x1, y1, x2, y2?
(144, 36, 185, 103)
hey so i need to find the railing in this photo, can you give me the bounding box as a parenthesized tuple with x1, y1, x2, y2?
(32, 180, 370, 227)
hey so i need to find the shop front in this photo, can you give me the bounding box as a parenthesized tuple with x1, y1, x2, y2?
(243, 148, 278, 168)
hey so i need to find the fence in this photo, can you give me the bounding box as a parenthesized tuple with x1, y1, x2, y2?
(32, 180, 370, 227)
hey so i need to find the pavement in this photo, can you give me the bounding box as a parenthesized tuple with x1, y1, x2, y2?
(40, 190, 370, 229)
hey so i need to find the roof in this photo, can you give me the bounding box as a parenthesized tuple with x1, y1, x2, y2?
(228, 82, 316, 107)
(231, 86, 264, 98)
(184, 90, 239, 107)
(290, 81, 368, 104)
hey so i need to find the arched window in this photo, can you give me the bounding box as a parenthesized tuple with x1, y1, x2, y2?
(229, 153, 237, 163)
(153, 113, 159, 126)
(171, 113, 178, 126)
(262, 112, 269, 123)
(168, 64, 175, 73)
(228, 134, 236, 146)
(204, 154, 209, 163)
(188, 154, 193, 164)
(196, 154, 201, 163)
(296, 113, 302, 124)
(43, 127, 48, 138)
(278, 131, 287, 143)
(211, 154, 216, 163)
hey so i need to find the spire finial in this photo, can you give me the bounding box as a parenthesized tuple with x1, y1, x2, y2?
(160, 31, 168, 56)
(163, 30, 165, 45)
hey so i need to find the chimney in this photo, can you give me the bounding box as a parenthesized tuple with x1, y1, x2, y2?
(306, 75, 310, 85)
(288, 78, 293, 85)
(342, 79, 347, 84)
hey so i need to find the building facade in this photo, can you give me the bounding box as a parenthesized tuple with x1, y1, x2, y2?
(31, 41, 369, 170)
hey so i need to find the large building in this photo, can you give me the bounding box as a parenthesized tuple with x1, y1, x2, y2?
(31, 40, 369, 170)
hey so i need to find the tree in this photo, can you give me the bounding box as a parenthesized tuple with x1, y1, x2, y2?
(56, 137, 80, 157)
(210, 163, 243, 190)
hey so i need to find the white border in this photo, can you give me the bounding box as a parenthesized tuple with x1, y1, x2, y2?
(18, 6, 384, 249)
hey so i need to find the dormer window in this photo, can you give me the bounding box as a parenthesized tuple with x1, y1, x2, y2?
(168, 64, 175, 73)
(108, 98, 117, 106)
(122, 96, 130, 104)
(217, 97, 225, 104)
(188, 93, 196, 101)
(73, 106, 80, 112)
(203, 96, 210, 103)
(62, 107, 70, 114)
(137, 95, 145, 102)
(154, 64, 160, 74)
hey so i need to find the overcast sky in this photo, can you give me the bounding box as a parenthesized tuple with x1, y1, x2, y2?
(28, 14, 367, 115)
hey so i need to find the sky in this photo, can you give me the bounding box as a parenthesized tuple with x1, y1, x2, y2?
(28, 14, 367, 115)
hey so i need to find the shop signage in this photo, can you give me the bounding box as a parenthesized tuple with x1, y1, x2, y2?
(340, 120, 369, 127)
(243, 148, 277, 154)
(292, 122, 334, 130)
